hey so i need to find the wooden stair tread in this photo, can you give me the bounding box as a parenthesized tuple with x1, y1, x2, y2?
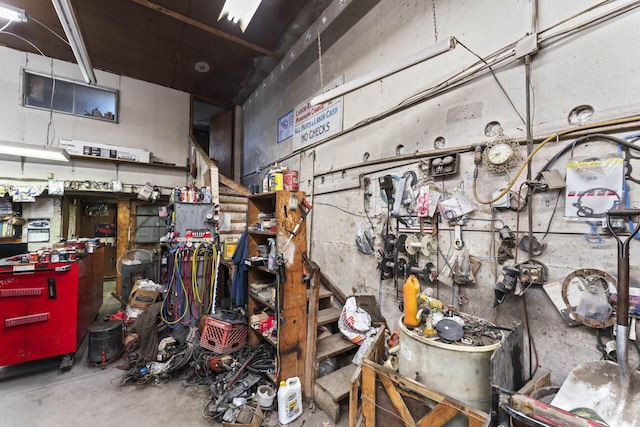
(315, 363, 358, 402)
(307, 287, 332, 301)
(317, 307, 341, 326)
(316, 334, 357, 362)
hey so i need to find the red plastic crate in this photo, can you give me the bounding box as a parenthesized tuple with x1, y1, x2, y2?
(199, 317, 248, 354)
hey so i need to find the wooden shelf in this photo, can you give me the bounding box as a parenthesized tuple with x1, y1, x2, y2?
(248, 229, 277, 236)
(249, 292, 275, 310)
(247, 190, 307, 387)
(70, 155, 188, 171)
(250, 324, 278, 347)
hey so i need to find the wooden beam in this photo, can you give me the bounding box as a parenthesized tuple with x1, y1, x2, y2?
(303, 253, 320, 399)
(379, 374, 416, 426)
(219, 174, 251, 196)
(361, 364, 376, 427)
(349, 365, 362, 427)
(416, 402, 458, 427)
(129, 0, 282, 59)
(116, 199, 133, 296)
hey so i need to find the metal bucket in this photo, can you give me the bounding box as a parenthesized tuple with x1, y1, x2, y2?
(398, 315, 501, 412)
(87, 320, 123, 363)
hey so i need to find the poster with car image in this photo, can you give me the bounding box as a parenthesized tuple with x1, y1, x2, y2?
(27, 218, 50, 243)
(94, 223, 116, 237)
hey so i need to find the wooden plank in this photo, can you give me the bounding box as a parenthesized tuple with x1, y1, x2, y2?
(307, 287, 333, 301)
(274, 191, 307, 387)
(314, 384, 341, 424)
(320, 270, 347, 305)
(317, 307, 341, 326)
(316, 333, 357, 361)
(349, 365, 362, 427)
(115, 199, 133, 296)
(304, 253, 320, 399)
(129, 0, 281, 59)
(469, 417, 485, 427)
(316, 363, 358, 401)
(416, 402, 458, 427)
(219, 195, 248, 204)
(219, 173, 251, 196)
(517, 370, 551, 396)
(361, 363, 376, 427)
(362, 360, 489, 422)
(379, 374, 416, 426)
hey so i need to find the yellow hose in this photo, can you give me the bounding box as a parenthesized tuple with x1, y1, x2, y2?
(473, 115, 640, 205)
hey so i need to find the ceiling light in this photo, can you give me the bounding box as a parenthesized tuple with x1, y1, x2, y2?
(0, 141, 70, 162)
(0, 2, 27, 22)
(194, 61, 211, 73)
(51, 0, 96, 85)
(310, 37, 456, 106)
(218, 0, 262, 32)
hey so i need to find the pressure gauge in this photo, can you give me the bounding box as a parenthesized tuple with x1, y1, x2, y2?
(482, 134, 521, 172)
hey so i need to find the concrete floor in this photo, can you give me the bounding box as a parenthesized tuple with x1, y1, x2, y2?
(0, 281, 347, 427)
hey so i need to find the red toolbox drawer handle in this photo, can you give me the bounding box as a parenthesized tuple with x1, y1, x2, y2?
(0, 288, 44, 298)
(5, 312, 50, 328)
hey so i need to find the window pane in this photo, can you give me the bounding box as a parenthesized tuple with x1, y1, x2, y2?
(74, 85, 117, 121)
(25, 73, 73, 113)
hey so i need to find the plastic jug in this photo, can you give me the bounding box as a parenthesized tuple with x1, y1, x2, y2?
(277, 377, 303, 425)
(403, 275, 421, 326)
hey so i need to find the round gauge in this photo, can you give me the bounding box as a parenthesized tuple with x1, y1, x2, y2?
(487, 143, 513, 165)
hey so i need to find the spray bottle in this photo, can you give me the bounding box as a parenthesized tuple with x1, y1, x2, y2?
(267, 238, 276, 270)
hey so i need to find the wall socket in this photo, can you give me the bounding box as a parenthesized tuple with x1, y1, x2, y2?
(47, 173, 54, 179)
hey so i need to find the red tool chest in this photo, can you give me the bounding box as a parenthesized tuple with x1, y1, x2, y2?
(0, 248, 104, 367)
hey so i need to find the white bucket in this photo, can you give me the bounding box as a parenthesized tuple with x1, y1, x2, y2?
(256, 385, 276, 408)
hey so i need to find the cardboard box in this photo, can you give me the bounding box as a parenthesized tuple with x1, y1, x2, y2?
(128, 281, 160, 309)
(222, 404, 263, 427)
(59, 139, 151, 163)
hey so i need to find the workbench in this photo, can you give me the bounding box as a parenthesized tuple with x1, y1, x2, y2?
(0, 247, 104, 367)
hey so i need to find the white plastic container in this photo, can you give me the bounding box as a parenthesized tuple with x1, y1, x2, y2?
(277, 377, 303, 425)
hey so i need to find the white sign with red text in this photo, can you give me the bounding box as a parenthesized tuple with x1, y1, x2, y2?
(293, 76, 344, 149)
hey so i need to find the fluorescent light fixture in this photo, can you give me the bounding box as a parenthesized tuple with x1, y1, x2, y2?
(218, 0, 262, 32)
(0, 2, 27, 22)
(0, 140, 70, 162)
(310, 37, 457, 106)
(51, 0, 96, 85)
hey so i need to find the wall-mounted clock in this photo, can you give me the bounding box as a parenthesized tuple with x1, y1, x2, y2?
(482, 133, 521, 172)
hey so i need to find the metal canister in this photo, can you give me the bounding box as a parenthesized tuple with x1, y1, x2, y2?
(58, 251, 68, 261)
(50, 250, 60, 263)
(268, 169, 284, 192)
(29, 252, 39, 263)
(39, 251, 50, 262)
(68, 250, 77, 261)
(283, 170, 299, 191)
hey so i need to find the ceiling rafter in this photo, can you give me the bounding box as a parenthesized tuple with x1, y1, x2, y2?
(129, 0, 282, 60)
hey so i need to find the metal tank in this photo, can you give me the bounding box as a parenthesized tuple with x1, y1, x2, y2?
(398, 315, 501, 412)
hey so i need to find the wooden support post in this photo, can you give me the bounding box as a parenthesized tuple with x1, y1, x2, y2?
(379, 374, 416, 426)
(361, 363, 376, 427)
(116, 199, 133, 296)
(303, 253, 320, 399)
(349, 365, 362, 427)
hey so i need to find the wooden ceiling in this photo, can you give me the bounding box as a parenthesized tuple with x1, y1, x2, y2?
(0, 0, 315, 104)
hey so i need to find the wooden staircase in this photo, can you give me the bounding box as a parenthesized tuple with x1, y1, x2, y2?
(303, 256, 360, 424)
(217, 176, 249, 245)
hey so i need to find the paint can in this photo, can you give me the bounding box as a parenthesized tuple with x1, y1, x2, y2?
(29, 252, 39, 263)
(50, 250, 59, 263)
(283, 170, 299, 191)
(268, 169, 284, 192)
(58, 251, 68, 261)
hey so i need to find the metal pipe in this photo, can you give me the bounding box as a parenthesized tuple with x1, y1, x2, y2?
(525, 55, 534, 259)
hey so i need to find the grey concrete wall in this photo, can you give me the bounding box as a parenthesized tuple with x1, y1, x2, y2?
(241, 0, 640, 383)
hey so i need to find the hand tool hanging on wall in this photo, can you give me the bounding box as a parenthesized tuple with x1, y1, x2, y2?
(283, 198, 312, 250)
(392, 171, 417, 218)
